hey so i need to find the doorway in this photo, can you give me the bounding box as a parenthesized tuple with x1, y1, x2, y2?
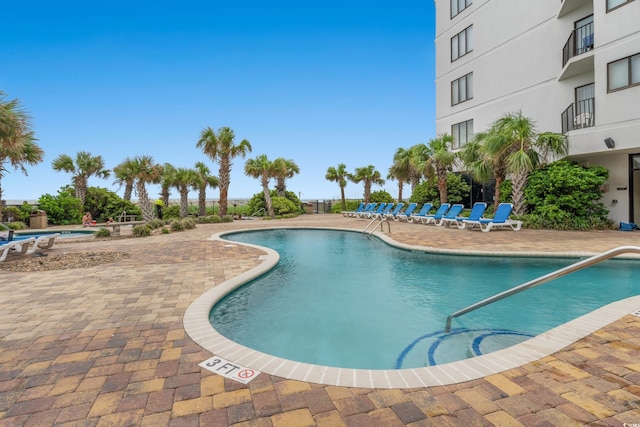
(630, 154, 640, 223)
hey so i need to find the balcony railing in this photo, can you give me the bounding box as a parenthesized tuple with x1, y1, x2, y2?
(562, 22, 594, 67)
(561, 97, 595, 133)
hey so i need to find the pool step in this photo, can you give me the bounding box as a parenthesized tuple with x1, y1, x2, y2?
(396, 328, 534, 368)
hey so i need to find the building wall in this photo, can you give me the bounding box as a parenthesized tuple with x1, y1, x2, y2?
(434, 0, 640, 224)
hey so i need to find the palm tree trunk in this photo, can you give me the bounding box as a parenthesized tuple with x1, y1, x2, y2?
(438, 169, 448, 204)
(493, 176, 503, 212)
(262, 176, 275, 218)
(198, 188, 207, 216)
(180, 188, 189, 218)
(364, 182, 372, 203)
(511, 171, 529, 215)
(218, 157, 230, 216)
(340, 186, 346, 211)
(397, 181, 403, 202)
(123, 184, 133, 201)
(277, 177, 286, 197)
(137, 182, 155, 221)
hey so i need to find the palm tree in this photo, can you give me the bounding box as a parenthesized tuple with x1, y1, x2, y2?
(468, 112, 568, 214)
(112, 158, 136, 201)
(172, 167, 199, 218)
(273, 158, 299, 197)
(244, 154, 277, 218)
(349, 165, 385, 203)
(130, 155, 163, 221)
(52, 151, 110, 207)
(159, 163, 177, 208)
(0, 92, 44, 216)
(424, 134, 457, 204)
(196, 126, 252, 216)
(194, 161, 219, 216)
(325, 163, 350, 210)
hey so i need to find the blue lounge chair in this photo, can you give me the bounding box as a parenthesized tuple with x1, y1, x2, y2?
(407, 203, 433, 223)
(370, 203, 395, 219)
(419, 203, 451, 225)
(356, 203, 377, 218)
(362, 203, 387, 219)
(342, 202, 365, 217)
(462, 203, 523, 232)
(432, 204, 465, 226)
(439, 202, 488, 228)
(382, 203, 405, 220)
(392, 203, 416, 221)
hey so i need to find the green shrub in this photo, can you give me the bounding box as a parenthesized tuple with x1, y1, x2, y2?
(162, 205, 181, 220)
(170, 220, 184, 232)
(132, 224, 151, 237)
(147, 219, 164, 229)
(410, 173, 471, 207)
(222, 215, 234, 223)
(198, 215, 222, 223)
(181, 218, 197, 229)
(524, 160, 612, 230)
(95, 227, 111, 238)
(247, 190, 302, 217)
(37, 187, 84, 225)
(330, 200, 362, 213)
(6, 221, 27, 230)
(369, 190, 394, 204)
(84, 187, 141, 223)
(161, 227, 170, 234)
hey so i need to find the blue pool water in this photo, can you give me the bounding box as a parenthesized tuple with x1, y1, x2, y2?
(16, 230, 95, 239)
(211, 229, 640, 370)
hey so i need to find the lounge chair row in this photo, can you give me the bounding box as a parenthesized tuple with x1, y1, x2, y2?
(343, 202, 522, 232)
(0, 233, 61, 262)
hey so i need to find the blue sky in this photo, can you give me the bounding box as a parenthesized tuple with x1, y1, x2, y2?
(1, 1, 436, 203)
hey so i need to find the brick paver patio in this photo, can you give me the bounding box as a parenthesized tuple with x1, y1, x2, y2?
(1, 215, 639, 426)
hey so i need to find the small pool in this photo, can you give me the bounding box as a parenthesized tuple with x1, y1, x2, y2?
(210, 229, 640, 371)
(16, 229, 96, 239)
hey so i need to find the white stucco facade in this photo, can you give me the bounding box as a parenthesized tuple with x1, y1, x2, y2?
(435, 0, 640, 224)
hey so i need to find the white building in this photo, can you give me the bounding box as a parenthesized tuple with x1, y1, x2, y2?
(435, 0, 640, 224)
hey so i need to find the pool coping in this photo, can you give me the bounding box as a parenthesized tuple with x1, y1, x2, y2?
(183, 226, 640, 389)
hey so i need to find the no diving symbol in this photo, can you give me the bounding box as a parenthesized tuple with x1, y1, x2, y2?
(199, 356, 260, 384)
(238, 369, 255, 379)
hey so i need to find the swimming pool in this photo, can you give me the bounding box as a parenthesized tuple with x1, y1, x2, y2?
(185, 227, 640, 388)
(16, 229, 95, 239)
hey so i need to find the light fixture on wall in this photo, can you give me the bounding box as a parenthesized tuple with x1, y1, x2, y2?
(604, 137, 615, 149)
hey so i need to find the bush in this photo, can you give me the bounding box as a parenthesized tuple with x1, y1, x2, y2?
(181, 218, 197, 229)
(222, 215, 234, 223)
(169, 220, 184, 232)
(6, 221, 27, 230)
(132, 224, 152, 237)
(95, 227, 111, 238)
(330, 200, 362, 213)
(409, 173, 471, 207)
(162, 205, 181, 220)
(198, 215, 222, 223)
(247, 190, 302, 217)
(84, 187, 141, 223)
(524, 160, 612, 230)
(37, 187, 84, 225)
(369, 190, 394, 204)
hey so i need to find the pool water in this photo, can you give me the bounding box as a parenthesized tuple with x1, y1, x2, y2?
(211, 229, 639, 370)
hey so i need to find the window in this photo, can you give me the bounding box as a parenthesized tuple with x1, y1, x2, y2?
(608, 53, 640, 91)
(452, 72, 473, 105)
(451, 0, 472, 18)
(607, 0, 634, 12)
(452, 119, 473, 149)
(451, 26, 473, 61)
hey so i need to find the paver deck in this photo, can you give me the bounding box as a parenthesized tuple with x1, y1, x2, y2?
(1, 215, 639, 426)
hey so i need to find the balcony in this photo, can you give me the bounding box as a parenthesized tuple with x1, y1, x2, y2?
(561, 98, 595, 134)
(562, 22, 594, 67)
(558, 0, 591, 18)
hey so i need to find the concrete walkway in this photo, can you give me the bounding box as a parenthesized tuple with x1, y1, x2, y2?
(0, 215, 639, 426)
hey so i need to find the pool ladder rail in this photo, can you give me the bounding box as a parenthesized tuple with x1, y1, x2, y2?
(363, 217, 391, 235)
(445, 245, 640, 332)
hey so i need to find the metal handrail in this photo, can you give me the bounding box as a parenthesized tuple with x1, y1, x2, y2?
(444, 246, 640, 332)
(363, 217, 391, 235)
